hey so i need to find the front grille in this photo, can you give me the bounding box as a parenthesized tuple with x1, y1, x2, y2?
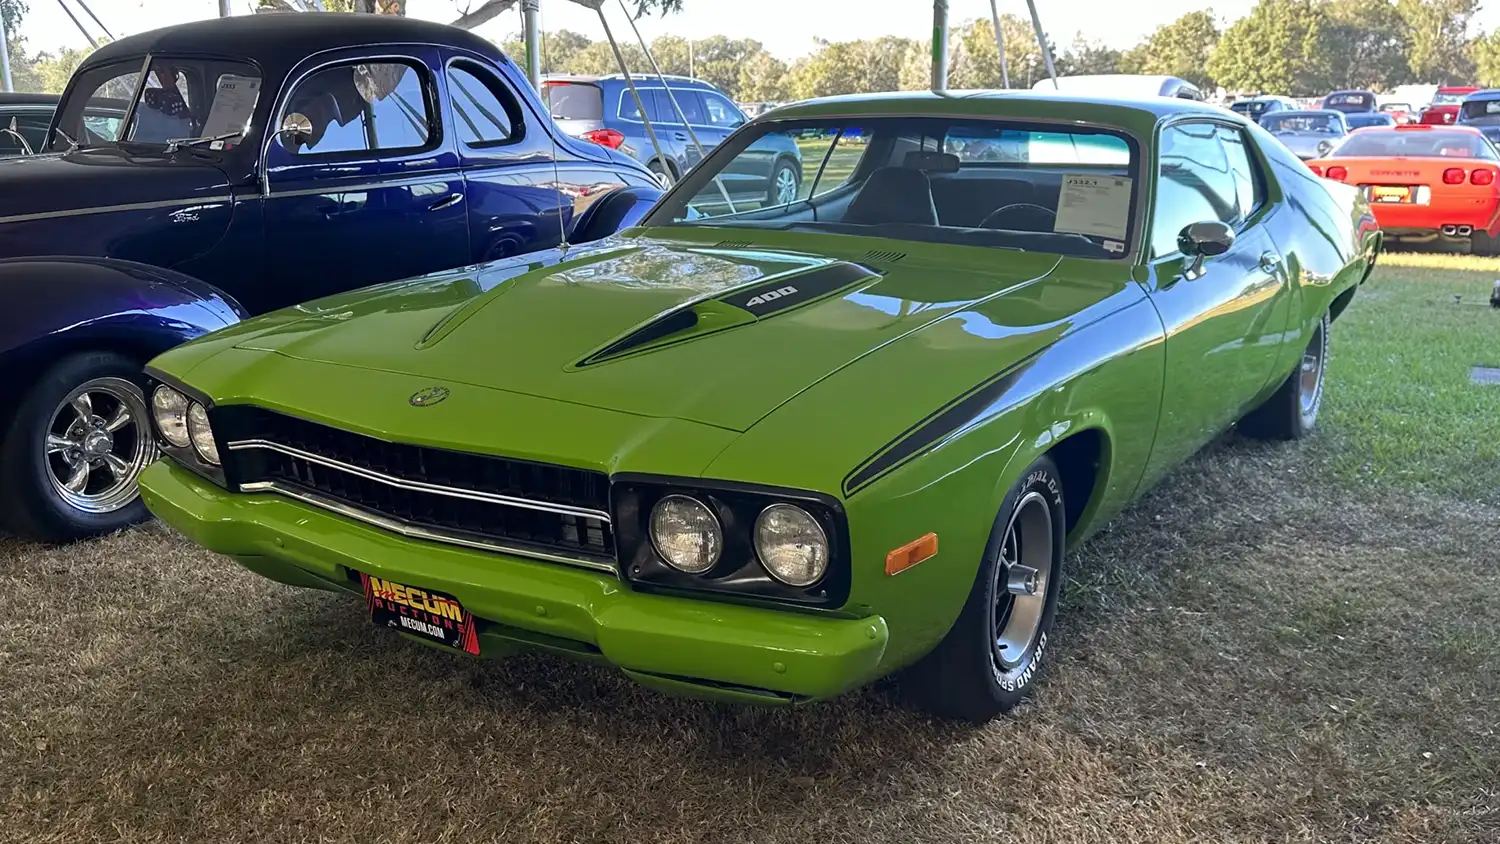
(215, 407, 614, 565)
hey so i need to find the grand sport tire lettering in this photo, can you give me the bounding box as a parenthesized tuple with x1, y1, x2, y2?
(746, 286, 798, 306)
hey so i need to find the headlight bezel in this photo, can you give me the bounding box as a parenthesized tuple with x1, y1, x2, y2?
(144, 367, 227, 487)
(612, 474, 850, 609)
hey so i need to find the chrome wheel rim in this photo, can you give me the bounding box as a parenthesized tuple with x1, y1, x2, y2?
(990, 491, 1055, 688)
(774, 166, 798, 204)
(1299, 320, 1326, 421)
(44, 377, 156, 514)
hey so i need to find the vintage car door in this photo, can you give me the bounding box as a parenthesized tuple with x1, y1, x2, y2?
(440, 54, 574, 262)
(1140, 119, 1292, 480)
(259, 48, 469, 313)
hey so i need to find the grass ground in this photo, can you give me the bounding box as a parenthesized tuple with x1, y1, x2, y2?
(1, 254, 1498, 843)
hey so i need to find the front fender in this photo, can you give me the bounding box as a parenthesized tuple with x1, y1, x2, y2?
(0, 257, 244, 403)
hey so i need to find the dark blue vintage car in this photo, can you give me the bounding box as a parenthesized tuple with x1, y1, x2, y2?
(0, 13, 664, 543)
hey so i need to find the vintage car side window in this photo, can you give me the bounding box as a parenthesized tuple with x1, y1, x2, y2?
(447, 63, 522, 146)
(283, 61, 433, 156)
(49, 62, 138, 148)
(1151, 122, 1239, 258)
(1218, 126, 1264, 222)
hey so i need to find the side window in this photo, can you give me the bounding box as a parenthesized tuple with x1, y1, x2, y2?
(672, 89, 706, 125)
(447, 63, 522, 147)
(1151, 122, 1239, 258)
(648, 89, 682, 124)
(17, 114, 51, 149)
(1218, 126, 1263, 221)
(282, 61, 432, 156)
(702, 93, 744, 128)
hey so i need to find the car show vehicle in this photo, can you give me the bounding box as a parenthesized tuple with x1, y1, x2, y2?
(0, 13, 663, 544)
(1378, 101, 1416, 124)
(540, 73, 803, 197)
(1456, 89, 1500, 147)
(1033, 74, 1204, 100)
(0, 93, 62, 156)
(138, 90, 1381, 722)
(1307, 124, 1500, 253)
(1346, 112, 1397, 130)
(1260, 109, 1348, 160)
(1418, 86, 1479, 125)
(1230, 95, 1297, 121)
(1321, 90, 1379, 114)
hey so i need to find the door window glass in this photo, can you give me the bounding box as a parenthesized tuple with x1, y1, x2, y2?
(1218, 126, 1263, 221)
(702, 93, 744, 128)
(542, 81, 601, 120)
(448, 63, 521, 146)
(282, 61, 432, 155)
(47, 61, 138, 149)
(1151, 122, 1239, 258)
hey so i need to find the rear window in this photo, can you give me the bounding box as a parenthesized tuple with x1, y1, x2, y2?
(1461, 100, 1500, 121)
(542, 81, 602, 121)
(1324, 93, 1374, 111)
(1232, 101, 1269, 116)
(1346, 114, 1396, 129)
(1332, 129, 1498, 159)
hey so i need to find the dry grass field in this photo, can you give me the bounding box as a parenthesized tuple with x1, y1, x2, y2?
(1, 254, 1497, 843)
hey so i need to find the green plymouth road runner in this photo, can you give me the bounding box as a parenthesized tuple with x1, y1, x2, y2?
(138, 92, 1381, 722)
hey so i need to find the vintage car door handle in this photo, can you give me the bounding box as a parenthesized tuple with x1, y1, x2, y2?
(428, 193, 464, 212)
(1259, 251, 1282, 273)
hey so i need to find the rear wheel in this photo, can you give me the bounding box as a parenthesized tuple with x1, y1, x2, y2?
(904, 456, 1066, 723)
(767, 159, 801, 206)
(0, 352, 158, 543)
(1472, 231, 1500, 257)
(1240, 312, 1328, 441)
(648, 159, 675, 187)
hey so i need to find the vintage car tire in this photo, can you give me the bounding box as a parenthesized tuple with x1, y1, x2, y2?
(1471, 231, 1500, 257)
(1239, 312, 1329, 441)
(767, 159, 801, 206)
(904, 455, 1066, 723)
(0, 351, 158, 543)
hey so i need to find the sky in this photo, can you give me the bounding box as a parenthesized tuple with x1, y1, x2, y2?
(13, 0, 1500, 60)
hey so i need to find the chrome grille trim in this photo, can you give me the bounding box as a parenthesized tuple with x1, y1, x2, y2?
(239, 481, 619, 574)
(225, 439, 612, 523)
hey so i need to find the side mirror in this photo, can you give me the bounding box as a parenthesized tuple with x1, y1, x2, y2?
(1317, 140, 1333, 155)
(276, 112, 314, 149)
(1177, 220, 1235, 276)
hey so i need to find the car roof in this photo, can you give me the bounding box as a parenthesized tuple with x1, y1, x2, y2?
(79, 13, 505, 77)
(1464, 89, 1500, 101)
(1262, 109, 1336, 119)
(0, 92, 61, 106)
(761, 90, 1230, 135)
(540, 73, 717, 90)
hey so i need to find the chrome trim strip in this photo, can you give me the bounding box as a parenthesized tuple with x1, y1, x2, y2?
(114, 54, 155, 149)
(240, 480, 617, 573)
(225, 438, 612, 522)
(264, 175, 464, 200)
(0, 195, 234, 225)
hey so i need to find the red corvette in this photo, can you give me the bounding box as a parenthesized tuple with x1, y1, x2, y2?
(1419, 86, 1480, 125)
(1306, 124, 1500, 253)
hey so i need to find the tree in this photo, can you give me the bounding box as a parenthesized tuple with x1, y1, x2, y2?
(686, 36, 763, 98)
(33, 45, 92, 92)
(1398, 0, 1476, 83)
(500, 28, 591, 74)
(1124, 11, 1220, 89)
(736, 50, 788, 102)
(897, 39, 932, 91)
(1208, 0, 1330, 96)
(1321, 0, 1411, 91)
(948, 15, 1059, 89)
(1060, 36, 1122, 77)
(784, 39, 869, 100)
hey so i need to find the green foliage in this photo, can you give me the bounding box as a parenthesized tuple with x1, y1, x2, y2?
(949, 15, 1059, 89)
(736, 50, 788, 102)
(1472, 30, 1500, 87)
(1, 0, 25, 34)
(1209, 0, 1330, 96)
(1322, 0, 1411, 91)
(1060, 37, 1123, 77)
(1122, 11, 1219, 89)
(1397, 0, 1476, 84)
(33, 45, 92, 93)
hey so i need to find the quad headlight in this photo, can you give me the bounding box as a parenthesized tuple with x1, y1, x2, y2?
(754, 504, 828, 587)
(649, 494, 722, 573)
(187, 402, 219, 465)
(151, 386, 191, 448)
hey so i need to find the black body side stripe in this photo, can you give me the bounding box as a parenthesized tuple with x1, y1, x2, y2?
(842, 349, 1048, 497)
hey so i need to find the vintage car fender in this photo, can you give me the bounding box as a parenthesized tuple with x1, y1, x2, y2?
(0, 256, 244, 405)
(570, 185, 664, 243)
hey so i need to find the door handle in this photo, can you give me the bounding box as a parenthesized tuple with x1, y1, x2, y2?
(428, 193, 464, 212)
(1259, 251, 1282, 273)
(673, 132, 688, 141)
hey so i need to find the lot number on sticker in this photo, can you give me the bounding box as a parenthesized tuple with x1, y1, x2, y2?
(1054, 175, 1132, 241)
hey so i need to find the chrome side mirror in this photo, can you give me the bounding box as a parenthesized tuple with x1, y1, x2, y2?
(1317, 140, 1333, 155)
(276, 112, 314, 149)
(1178, 220, 1235, 277)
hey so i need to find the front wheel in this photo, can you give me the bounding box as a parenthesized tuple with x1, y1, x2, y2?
(0, 351, 158, 543)
(767, 160, 801, 206)
(904, 455, 1066, 723)
(1240, 312, 1328, 441)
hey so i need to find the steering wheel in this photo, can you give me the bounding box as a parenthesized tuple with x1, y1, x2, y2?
(980, 203, 1057, 231)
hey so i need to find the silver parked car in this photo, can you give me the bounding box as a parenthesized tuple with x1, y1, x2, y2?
(1259, 110, 1349, 160)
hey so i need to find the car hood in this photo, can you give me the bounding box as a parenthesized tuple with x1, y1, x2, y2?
(0, 149, 232, 223)
(227, 234, 1063, 432)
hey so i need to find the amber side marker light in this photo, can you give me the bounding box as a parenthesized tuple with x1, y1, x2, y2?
(886, 533, 939, 576)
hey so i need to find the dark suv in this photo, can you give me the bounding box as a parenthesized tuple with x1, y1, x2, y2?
(541, 73, 803, 204)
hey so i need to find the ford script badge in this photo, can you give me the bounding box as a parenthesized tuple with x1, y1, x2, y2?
(409, 386, 450, 407)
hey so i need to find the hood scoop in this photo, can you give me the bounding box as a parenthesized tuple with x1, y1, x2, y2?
(576, 260, 881, 367)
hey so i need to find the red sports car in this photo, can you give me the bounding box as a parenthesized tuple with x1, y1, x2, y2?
(1306, 124, 1500, 253)
(1419, 86, 1480, 125)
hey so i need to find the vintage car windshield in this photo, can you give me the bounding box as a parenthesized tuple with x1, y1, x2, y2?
(1263, 113, 1344, 135)
(644, 117, 1140, 259)
(1431, 91, 1468, 105)
(48, 56, 262, 152)
(1331, 129, 1500, 159)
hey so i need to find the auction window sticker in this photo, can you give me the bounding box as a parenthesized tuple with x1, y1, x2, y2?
(1053, 174, 1133, 242)
(200, 74, 263, 141)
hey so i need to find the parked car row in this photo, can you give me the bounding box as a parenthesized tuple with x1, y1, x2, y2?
(1, 25, 1385, 722)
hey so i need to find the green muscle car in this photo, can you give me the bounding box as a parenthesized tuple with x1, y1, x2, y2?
(137, 92, 1382, 722)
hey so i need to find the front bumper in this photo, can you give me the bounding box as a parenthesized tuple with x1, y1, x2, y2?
(138, 460, 890, 704)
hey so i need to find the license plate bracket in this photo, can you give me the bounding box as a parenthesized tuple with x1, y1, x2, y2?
(361, 572, 480, 655)
(1369, 185, 1413, 203)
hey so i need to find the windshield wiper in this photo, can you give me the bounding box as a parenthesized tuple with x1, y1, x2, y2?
(163, 132, 242, 154)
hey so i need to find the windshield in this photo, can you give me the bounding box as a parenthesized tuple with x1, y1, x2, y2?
(1323, 93, 1374, 113)
(1331, 129, 1498, 159)
(1231, 101, 1269, 116)
(1263, 113, 1343, 134)
(644, 117, 1140, 259)
(1432, 91, 1469, 105)
(48, 56, 261, 152)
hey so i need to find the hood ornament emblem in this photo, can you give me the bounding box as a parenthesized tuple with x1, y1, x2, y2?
(409, 386, 450, 407)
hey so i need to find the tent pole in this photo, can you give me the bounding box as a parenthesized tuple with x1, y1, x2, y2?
(1023, 0, 1057, 87)
(988, 0, 1009, 88)
(522, 0, 541, 88)
(931, 0, 948, 91)
(594, 7, 673, 184)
